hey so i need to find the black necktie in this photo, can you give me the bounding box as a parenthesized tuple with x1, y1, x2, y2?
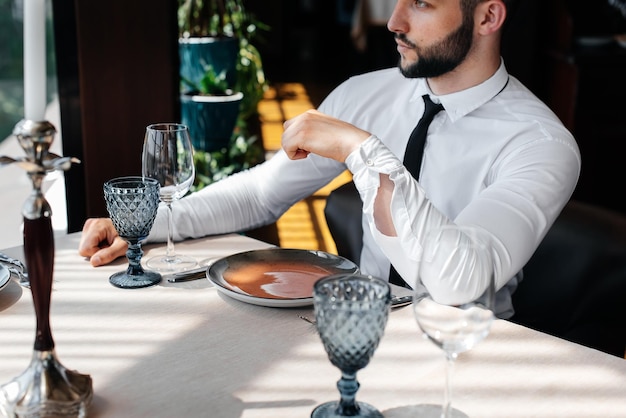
(389, 94, 445, 288)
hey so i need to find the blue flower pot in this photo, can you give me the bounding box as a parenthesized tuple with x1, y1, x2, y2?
(180, 92, 244, 152)
(179, 36, 239, 94)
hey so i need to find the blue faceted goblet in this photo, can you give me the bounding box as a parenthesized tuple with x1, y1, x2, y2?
(104, 176, 161, 289)
(312, 274, 391, 418)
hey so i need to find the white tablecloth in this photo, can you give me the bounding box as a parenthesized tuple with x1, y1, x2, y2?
(1, 233, 624, 417)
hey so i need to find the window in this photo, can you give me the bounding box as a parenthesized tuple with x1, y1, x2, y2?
(0, 0, 65, 249)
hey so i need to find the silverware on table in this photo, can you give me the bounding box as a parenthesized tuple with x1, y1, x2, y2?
(298, 294, 413, 324)
(166, 266, 209, 283)
(0, 252, 30, 288)
(389, 294, 413, 308)
(298, 314, 316, 325)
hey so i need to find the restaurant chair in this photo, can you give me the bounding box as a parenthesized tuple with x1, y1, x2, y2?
(324, 183, 626, 357)
(511, 199, 626, 358)
(324, 181, 364, 266)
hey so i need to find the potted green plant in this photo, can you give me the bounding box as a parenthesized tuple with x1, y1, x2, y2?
(180, 64, 244, 152)
(177, 0, 268, 142)
(178, 0, 239, 93)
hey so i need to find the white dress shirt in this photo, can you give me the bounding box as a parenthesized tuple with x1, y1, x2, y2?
(147, 61, 580, 318)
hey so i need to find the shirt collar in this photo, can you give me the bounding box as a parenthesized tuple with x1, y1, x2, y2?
(411, 59, 510, 123)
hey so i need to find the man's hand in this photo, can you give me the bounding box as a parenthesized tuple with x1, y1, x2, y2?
(78, 218, 128, 267)
(281, 109, 370, 162)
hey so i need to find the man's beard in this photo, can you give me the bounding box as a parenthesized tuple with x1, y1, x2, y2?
(398, 14, 475, 79)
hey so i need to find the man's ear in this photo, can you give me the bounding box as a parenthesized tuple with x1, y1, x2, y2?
(476, 0, 507, 35)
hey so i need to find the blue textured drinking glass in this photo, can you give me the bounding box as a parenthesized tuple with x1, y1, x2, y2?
(312, 274, 391, 418)
(103, 176, 161, 289)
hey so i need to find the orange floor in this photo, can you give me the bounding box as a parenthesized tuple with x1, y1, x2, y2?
(256, 82, 352, 254)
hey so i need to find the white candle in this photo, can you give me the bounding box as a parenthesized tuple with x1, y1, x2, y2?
(24, 0, 46, 121)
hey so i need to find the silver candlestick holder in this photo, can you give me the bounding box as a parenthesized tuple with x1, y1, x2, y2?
(0, 119, 92, 417)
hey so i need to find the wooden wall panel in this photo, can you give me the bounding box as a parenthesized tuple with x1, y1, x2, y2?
(53, 0, 179, 232)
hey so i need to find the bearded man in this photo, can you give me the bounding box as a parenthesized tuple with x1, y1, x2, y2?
(80, 0, 580, 318)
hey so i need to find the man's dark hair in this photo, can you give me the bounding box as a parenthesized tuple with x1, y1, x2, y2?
(460, 0, 520, 20)
(459, 0, 520, 29)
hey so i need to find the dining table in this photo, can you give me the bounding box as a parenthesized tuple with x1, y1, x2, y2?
(0, 232, 624, 418)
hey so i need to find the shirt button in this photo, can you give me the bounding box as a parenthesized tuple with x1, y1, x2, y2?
(365, 159, 374, 166)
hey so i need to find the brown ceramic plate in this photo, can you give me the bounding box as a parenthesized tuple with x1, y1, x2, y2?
(207, 248, 359, 307)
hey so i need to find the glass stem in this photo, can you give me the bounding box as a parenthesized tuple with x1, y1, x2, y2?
(165, 202, 176, 260)
(442, 352, 457, 418)
(336, 371, 360, 415)
(125, 240, 145, 276)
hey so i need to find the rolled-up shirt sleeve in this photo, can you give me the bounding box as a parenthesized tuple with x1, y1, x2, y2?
(345, 132, 580, 310)
(345, 135, 451, 289)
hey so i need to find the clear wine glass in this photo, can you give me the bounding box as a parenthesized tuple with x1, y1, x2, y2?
(412, 225, 496, 418)
(142, 123, 197, 272)
(312, 273, 391, 418)
(104, 176, 162, 289)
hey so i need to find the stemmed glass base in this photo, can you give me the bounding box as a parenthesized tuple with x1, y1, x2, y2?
(110, 239, 162, 289)
(0, 350, 92, 417)
(145, 254, 197, 273)
(110, 269, 162, 289)
(312, 371, 383, 418)
(312, 401, 383, 418)
(394, 404, 469, 418)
